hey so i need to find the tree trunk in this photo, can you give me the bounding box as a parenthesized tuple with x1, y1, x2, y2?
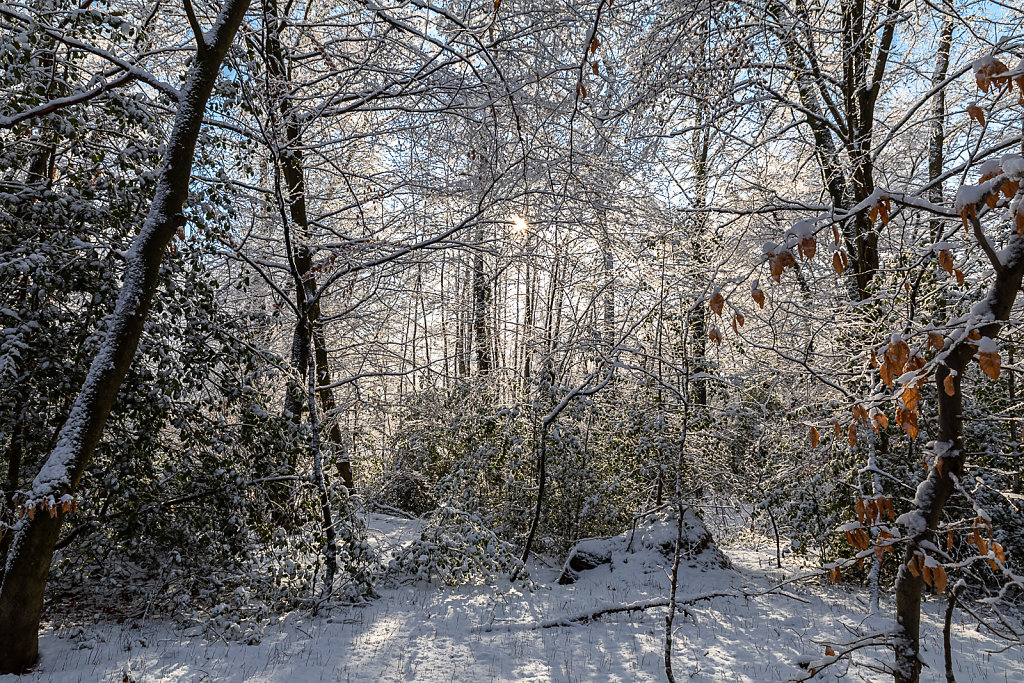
(264, 0, 353, 488)
(893, 235, 1024, 682)
(0, 0, 250, 672)
(473, 225, 491, 376)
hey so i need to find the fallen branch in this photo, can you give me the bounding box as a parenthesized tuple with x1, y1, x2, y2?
(788, 631, 894, 682)
(480, 579, 815, 633)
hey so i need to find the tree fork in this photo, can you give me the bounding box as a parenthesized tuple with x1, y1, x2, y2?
(264, 0, 353, 488)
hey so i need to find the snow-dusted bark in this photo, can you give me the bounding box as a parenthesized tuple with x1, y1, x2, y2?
(893, 188, 1024, 682)
(0, 0, 251, 672)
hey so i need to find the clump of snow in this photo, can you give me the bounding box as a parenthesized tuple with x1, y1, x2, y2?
(783, 219, 816, 243)
(896, 510, 927, 536)
(1002, 153, 1024, 178)
(955, 184, 988, 214)
(970, 300, 993, 319)
(976, 336, 999, 354)
(978, 158, 1003, 179)
(929, 440, 955, 459)
(972, 56, 996, 71)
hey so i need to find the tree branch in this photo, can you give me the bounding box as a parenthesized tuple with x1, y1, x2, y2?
(183, 0, 209, 54)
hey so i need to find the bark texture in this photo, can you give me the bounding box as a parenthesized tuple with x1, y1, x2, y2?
(893, 222, 1024, 682)
(0, 0, 250, 671)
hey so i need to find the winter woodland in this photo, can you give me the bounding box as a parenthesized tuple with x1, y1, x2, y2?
(2, 0, 1024, 680)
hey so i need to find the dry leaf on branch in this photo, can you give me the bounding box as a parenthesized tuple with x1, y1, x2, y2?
(709, 290, 725, 316)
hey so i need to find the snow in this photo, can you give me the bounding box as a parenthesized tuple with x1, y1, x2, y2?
(783, 219, 816, 242)
(1002, 153, 1024, 178)
(930, 440, 955, 459)
(976, 336, 999, 354)
(978, 158, 1002, 179)
(5, 513, 1023, 682)
(972, 56, 998, 72)
(970, 300, 993, 319)
(896, 510, 927, 536)
(955, 184, 989, 214)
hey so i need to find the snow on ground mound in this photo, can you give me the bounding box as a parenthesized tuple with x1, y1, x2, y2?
(559, 507, 728, 584)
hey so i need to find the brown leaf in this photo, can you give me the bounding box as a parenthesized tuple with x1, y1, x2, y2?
(752, 286, 766, 309)
(934, 565, 948, 595)
(709, 290, 725, 316)
(879, 199, 890, 226)
(885, 338, 911, 370)
(975, 59, 1009, 93)
(809, 426, 820, 448)
(960, 203, 976, 232)
(848, 423, 857, 448)
(799, 235, 817, 260)
(928, 332, 945, 353)
(901, 386, 920, 411)
(979, 350, 1001, 379)
(967, 104, 986, 126)
(938, 249, 954, 275)
(833, 251, 845, 274)
(944, 374, 956, 396)
(880, 359, 894, 388)
(897, 406, 920, 440)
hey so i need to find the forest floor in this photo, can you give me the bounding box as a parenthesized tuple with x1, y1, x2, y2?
(4, 513, 1023, 682)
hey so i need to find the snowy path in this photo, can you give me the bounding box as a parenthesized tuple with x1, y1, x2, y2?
(4, 515, 1022, 681)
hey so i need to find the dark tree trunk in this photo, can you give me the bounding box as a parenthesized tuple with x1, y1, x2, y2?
(893, 233, 1024, 682)
(0, 0, 250, 672)
(264, 0, 353, 489)
(473, 226, 491, 376)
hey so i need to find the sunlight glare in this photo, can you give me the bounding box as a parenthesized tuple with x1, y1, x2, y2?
(510, 214, 529, 236)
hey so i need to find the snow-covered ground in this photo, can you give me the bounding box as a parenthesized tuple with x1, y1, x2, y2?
(5, 513, 1022, 682)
